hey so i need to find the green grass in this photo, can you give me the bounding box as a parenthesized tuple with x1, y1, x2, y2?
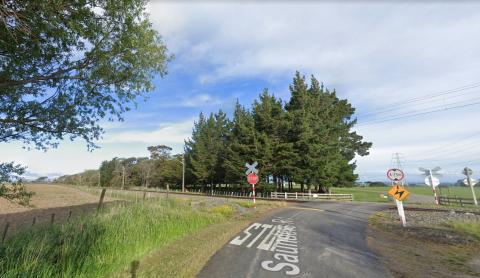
(208, 204, 236, 217)
(446, 222, 480, 240)
(331, 186, 480, 203)
(331, 187, 390, 202)
(233, 200, 257, 208)
(0, 199, 225, 278)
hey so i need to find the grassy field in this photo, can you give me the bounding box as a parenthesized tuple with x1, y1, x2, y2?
(331, 186, 480, 203)
(0, 196, 283, 278)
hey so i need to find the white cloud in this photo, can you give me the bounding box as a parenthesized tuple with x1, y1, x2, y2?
(102, 118, 193, 144)
(181, 94, 223, 107)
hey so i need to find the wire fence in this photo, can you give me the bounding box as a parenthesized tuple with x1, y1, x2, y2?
(1, 186, 355, 242)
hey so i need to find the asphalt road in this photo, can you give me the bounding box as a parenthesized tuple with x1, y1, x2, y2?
(198, 201, 392, 278)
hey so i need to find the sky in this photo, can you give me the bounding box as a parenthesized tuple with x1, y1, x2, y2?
(3, 1, 480, 183)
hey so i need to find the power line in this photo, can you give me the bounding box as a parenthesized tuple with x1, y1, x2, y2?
(359, 96, 480, 124)
(357, 100, 480, 126)
(407, 132, 480, 158)
(356, 82, 480, 118)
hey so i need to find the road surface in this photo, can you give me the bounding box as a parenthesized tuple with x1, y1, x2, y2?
(198, 201, 392, 278)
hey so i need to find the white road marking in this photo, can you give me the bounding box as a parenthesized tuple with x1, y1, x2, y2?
(247, 224, 273, 248)
(229, 217, 301, 276)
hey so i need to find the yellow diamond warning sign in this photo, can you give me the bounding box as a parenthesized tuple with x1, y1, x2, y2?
(388, 185, 410, 201)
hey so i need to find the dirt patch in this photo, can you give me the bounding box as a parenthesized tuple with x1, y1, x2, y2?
(25, 183, 113, 209)
(368, 211, 480, 278)
(0, 184, 116, 239)
(0, 184, 113, 214)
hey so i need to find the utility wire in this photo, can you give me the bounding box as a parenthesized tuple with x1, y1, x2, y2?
(357, 100, 480, 126)
(359, 96, 480, 124)
(356, 82, 480, 117)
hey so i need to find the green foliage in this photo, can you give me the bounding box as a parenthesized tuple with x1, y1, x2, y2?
(0, 0, 169, 150)
(185, 111, 231, 187)
(58, 148, 183, 189)
(208, 204, 236, 217)
(0, 199, 223, 277)
(0, 162, 33, 205)
(186, 72, 371, 192)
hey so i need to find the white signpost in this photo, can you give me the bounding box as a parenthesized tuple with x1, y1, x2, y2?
(419, 167, 441, 205)
(463, 167, 478, 206)
(246, 162, 259, 208)
(387, 168, 407, 227)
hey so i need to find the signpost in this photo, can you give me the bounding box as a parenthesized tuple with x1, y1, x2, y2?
(419, 167, 441, 205)
(387, 168, 409, 227)
(462, 167, 478, 206)
(246, 162, 259, 208)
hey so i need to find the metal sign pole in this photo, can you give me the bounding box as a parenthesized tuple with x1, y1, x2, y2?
(252, 183, 256, 209)
(465, 168, 478, 206)
(395, 199, 406, 227)
(429, 170, 439, 205)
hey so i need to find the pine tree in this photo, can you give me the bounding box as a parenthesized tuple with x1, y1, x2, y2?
(252, 89, 296, 191)
(224, 101, 257, 188)
(186, 111, 230, 191)
(285, 72, 315, 192)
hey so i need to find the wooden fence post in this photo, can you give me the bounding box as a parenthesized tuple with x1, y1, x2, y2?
(97, 188, 107, 212)
(50, 213, 55, 224)
(32, 216, 36, 226)
(2, 222, 9, 243)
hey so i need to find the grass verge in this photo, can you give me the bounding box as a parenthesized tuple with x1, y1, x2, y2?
(368, 212, 480, 278)
(0, 199, 224, 277)
(114, 219, 253, 278)
(0, 195, 286, 278)
(123, 201, 287, 278)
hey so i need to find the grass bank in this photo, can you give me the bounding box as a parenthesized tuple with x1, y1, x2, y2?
(368, 211, 480, 277)
(0, 199, 225, 277)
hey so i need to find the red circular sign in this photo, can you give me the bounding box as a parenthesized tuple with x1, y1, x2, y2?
(387, 168, 405, 181)
(247, 173, 259, 185)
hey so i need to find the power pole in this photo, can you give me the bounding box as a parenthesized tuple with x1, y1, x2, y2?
(182, 153, 185, 192)
(122, 165, 125, 190)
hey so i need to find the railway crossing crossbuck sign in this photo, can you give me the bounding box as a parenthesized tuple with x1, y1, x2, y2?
(246, 161, 259, 208)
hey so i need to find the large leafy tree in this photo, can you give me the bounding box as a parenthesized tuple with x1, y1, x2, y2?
(0, 0, 169, 149)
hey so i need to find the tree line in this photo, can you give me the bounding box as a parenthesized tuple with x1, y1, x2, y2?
(56, 72, 371, 193)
